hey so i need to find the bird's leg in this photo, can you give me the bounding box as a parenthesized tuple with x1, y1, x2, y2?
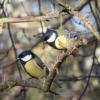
(56, 51, 65, 74)
(42, 66, 47, 87)
(43, 66, 48, 78)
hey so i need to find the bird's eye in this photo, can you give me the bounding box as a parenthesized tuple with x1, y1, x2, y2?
(21, 55, 32, 62)
(44, 36, 49, 41)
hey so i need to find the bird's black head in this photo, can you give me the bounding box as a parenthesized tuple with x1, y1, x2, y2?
(18, 50, 35, 64)
(43, 29, 58, 43)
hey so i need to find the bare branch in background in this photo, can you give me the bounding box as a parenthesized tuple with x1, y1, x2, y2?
(57, 1, 100, 41)
(78, 41, 98, 100)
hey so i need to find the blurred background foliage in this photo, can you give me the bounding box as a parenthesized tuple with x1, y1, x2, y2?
(0, 0, 100, 100)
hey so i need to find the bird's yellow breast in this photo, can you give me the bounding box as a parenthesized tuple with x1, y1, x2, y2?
(24, 59, 44, 78)
(55, 35, 76, 50)
(55, 35, 67, 49)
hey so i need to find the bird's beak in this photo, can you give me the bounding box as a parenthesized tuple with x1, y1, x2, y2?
(33, 33, 44, 38)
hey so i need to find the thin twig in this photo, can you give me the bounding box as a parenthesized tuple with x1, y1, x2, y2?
(58, 75, 100, 82)
(57, 1, 100, 41)
(53, 0, 92, 29)
(78, 41, 97, 100)
(0, 13, 61, 24)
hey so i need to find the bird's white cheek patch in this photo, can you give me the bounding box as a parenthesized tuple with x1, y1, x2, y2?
(21, 55, 32, 62)
(47, 33, 56, 43)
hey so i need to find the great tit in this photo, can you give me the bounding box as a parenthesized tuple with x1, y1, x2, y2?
(40, 28, 78, 51)
(18, 50, 49, 79)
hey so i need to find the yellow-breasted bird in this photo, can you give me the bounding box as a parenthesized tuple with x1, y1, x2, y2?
(18, 50, 49, 79)
(39, 28, 79, 51)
